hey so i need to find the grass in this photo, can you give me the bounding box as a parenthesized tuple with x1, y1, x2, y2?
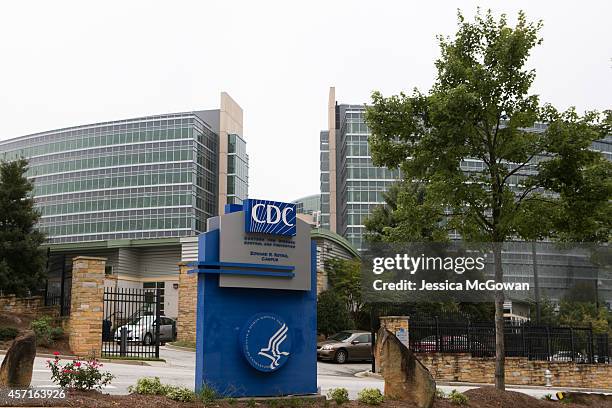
(169, 340, 196, 349)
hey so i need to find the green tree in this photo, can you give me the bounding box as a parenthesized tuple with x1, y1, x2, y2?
(364, 180, 447, 243)
(0, 159, 47, 296)
(326, 258, 364, 325)
(317, 290, 354, 337)
(365, 10, 611, 389)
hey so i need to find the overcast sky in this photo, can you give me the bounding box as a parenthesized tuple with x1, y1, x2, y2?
(1, 1, 610, 202)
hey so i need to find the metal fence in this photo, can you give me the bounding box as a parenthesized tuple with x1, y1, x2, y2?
(408, 318, 609, 363)
(368, 304, 610, 363)
(102, 288, 161, 359)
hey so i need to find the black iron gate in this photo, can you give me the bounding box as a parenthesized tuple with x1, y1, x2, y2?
(102, 288, 161, 359)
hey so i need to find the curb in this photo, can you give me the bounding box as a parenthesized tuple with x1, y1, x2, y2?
(353, 372, 612, 394)
(165, 344, 196, 352)
(0, 350, 155, 366)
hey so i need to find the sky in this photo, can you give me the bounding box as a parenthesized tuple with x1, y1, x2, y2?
(0, 1, 610, 202)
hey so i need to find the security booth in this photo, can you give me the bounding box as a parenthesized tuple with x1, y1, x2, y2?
(189, 199, 317, 397)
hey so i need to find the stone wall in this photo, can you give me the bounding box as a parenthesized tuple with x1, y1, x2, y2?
(0, 295, 59, 317)
(176, 263, 197, 344)
(68, 256, 105, 357)
(416, 353, 612, 389)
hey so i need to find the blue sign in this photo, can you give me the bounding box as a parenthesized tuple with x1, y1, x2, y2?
(240, 313, 292, 372)
(191, 200, 317, 397)
(244, 199, 296, 236)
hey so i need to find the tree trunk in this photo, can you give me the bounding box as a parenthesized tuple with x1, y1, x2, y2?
(532, 241, 541, 323)
(493, 242, 505, 390)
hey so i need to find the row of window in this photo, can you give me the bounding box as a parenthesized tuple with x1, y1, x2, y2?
(46, 229, 192, 244)
(34, 171, 192, 196)
(38, 193, 193, 216)
(40, 216, 192, 238)
(28, 150, 193, 178)
(1, 126, 198, 161)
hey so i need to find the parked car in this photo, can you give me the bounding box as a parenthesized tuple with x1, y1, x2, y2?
(412, 335, 493, 356)
(317, 330, 372, 363)
(113, 316, 176, 345)
(551, 351, 588, 363)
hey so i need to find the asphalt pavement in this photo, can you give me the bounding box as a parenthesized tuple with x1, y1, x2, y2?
(3, 347, 610, 400)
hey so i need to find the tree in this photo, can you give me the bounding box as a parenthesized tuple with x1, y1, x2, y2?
(365, 10, 611, 389)
(364, 180, 447, 243)
(326, 258, 364, 326)
(0, 159, 47, 296)
(317, 290, 354, 337)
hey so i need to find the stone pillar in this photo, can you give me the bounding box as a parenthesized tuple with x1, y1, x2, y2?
(380, 316, 410, 348)
(68, 256, 106, 357)
(176, 262, 197, 344)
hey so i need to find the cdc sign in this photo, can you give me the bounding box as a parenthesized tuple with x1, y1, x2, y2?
(244, 199, 296, 236)
(189, 199, 316, 397)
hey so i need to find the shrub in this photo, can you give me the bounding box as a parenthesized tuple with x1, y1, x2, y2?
(448, 390, 469, 406)
(0, 327, 19, 341)
(246, 399, 257, 408)
(327, 388, 350, 405)
(542, 394, 553, 401)
(50, 326, 64, 340)
(198, 384, 218, 404)
(47, 355, 114, 390)
(435, 389, 446, 399)
(357, 388, 384, 406)
(165, 386, 195, 402)
(128, 377, 167, 395)
(31, 316, 63, 346)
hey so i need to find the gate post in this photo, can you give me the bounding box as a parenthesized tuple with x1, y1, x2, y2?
(68, 256, 106, 358)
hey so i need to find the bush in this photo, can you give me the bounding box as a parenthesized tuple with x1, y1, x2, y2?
(0, 327, 19, 341)
(542, 394, 553, 401)
(448, 390, 469, 406)
(31, 316, 62, 346)
(435, 389, 446, 399)
(128, 377, 167, 395)
(165, 386, 195, 402)
(47, 355, 114, 390)
(357, 388, 384, 406)
(327, 388, 349, 405)
(198, 384, 218, 404)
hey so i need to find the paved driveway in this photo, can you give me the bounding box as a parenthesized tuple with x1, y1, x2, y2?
(5, 347, 609, 400)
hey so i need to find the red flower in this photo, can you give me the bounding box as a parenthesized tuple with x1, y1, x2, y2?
(53, 351, 60, 356)
(74, 362, 81, 368)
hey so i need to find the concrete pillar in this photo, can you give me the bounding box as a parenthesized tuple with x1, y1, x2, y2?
(176, 262, 197, 344)
(68, 256, 106, 357)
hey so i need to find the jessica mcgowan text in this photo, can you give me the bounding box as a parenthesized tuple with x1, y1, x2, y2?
(372, 279, 530, 292)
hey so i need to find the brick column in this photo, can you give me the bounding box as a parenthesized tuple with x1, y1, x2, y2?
(176, 262, 197, 344)
(68, 256, 106, 357)
(380, 316, 410, 348)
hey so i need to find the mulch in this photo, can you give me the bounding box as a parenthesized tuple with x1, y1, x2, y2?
(0, 387, 610, 408)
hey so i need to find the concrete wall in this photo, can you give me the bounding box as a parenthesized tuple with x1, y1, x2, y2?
(416, 353, 612, 389)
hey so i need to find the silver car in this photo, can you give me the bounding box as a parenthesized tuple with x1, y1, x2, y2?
(114, 315, 176, 345)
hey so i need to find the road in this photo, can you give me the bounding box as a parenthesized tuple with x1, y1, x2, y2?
(4, 347, 609, 400)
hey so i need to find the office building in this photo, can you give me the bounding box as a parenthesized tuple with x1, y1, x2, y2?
(0, 92, 247, 317)
(320, 87, 612, 307)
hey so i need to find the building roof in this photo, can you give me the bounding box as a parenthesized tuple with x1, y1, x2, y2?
(310, 228, 360, 259)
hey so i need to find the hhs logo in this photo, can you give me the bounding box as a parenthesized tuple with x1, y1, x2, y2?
(244, 199, 296, 236)
(240, 313, 292, 372)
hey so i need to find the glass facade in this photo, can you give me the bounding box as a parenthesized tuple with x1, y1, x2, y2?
(293, 194, 321, 215)
(322, 103, 612, 252)
(0, 112, 219, 244)
(227, 133, 248, 204)
(321, 105, 400, 250)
